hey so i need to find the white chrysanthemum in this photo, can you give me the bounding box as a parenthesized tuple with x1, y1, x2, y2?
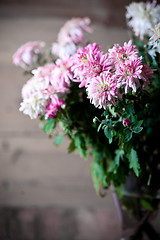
(150, 22, 160, 48)
(126, 1, 160, 40)
(19, 92, 49, 119)
(52, 42, 77, 59)
(21, 77, 48, 99)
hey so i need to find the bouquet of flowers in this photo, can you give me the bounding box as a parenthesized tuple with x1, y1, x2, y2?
(13, 0, 160, 224)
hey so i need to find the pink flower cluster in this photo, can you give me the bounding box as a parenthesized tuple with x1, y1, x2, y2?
(20, 57, 73, 119)
(13, 41, 45, 70)
(71, 43, 111, 87)
(52, 17, 92, 59)
(71, 41, 154, 109)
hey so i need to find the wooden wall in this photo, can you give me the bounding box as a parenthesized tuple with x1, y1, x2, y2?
(0, 0, 142, 27)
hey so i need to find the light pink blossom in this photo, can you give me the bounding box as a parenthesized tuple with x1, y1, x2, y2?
(51, 57, 74, 91)
(72, 43, 111, 87)
(51, 17, 92, 59)
(116, 58, 143, 93)
(45, 95, 65, 119)
(19, 59, 72, 119)
(32, 62, 71, 94)
(108, 40, 139, 66)
(86, 72, 119, 109)
(13, 41, 45, 70)
(57, 17, 92, 45)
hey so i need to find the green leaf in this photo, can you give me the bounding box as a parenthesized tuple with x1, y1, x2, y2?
(126, 105, 135, 114)
(43, 118, 55, 133)
(123, 130, 132, 143)
(104, 126, 113, 144)
(109, 149, 124, 174)
(132, 126, 143, 133)
(128, 148, 140, 177)
(97, 122, 103, 132)
(140, 199, 154, 211)
(74, 133, 88, 158)
(132, 120, 143, 133)
(90, 161, 108, 196)
(54, 134, 63, 146)
(67, 139, 76, 153)
(108, 105, 117, 117)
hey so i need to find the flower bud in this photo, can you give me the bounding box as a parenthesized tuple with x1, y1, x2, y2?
(123, 118, 131, 127)
(93, 117, 98, 124)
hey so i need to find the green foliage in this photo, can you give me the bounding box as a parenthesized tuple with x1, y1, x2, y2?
(104, 126, 113, 144)
(140, 198, 154, 211)
(109, 149, 124, 174)
(128, 148, 140, 177)
(74, 132, 88, 158)
(90, 160, 108, 195)
(54, 134, 63, 146)
(43, 118, 55, 133)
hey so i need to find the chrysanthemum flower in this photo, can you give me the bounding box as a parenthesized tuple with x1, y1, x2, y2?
(72, 43, 111, 87)
(51, 57, 73, 91)
(57, 17, 92, 45)
(116, 58, 143, 93)
(12, 41, 45, 70)
(150, 22, 160, 48)
(32, 64, 55, 92)
(45, 95, 65, 119)
(20, 58, 72, 119)
(126, 1, 160, 40)
(19, 91, 49, 119)
(108, 40, 139, 66)
(32, 61, 72, 94)
(52, 17, 92, 59)
(86, 72, 119, 109)
(52, 42, 77, 59)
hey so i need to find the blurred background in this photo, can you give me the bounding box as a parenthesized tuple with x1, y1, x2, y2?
(0, 0, 146, 239)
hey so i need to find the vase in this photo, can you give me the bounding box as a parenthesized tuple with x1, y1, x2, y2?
(112, 172, 160, 240)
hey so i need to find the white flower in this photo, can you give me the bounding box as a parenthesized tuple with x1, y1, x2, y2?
(12, 41, 45, 70)
(19, 92, 49, 119)
(20, 75, 50, 119)
(51, 42, 77, 59)
(150, 22, 160, 48)
(126, 1, 160, 40)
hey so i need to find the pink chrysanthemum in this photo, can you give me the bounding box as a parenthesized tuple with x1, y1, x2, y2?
(86, 72, 119, 109)
(13, 41, 45, 70)
(45, 95, 65, 119)
(51, 17, 92, 59)
(32, 61, 72, 94)
(72, 43, 111, 87)
(108, 40, 139, 67)
(51, 57, 74, 91)
(116, 58, 143, 93)
(57, 17, 92, 45)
